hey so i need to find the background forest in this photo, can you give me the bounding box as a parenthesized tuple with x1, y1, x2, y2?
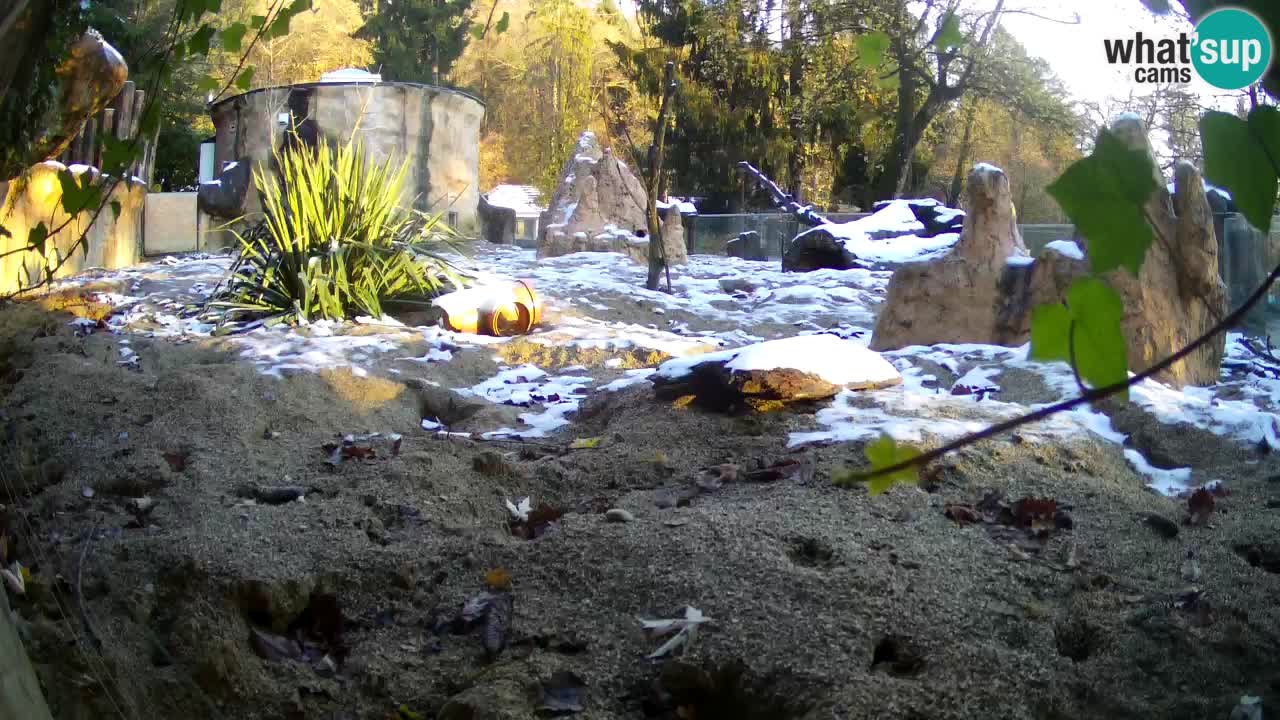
(89, 0, 1235, 221)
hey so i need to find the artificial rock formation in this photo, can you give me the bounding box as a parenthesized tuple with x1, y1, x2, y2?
(782, 198, 964, 272)
(537, 131, 689, 266)
(869, 164, 1028, 349)
(651, 335, 902, 413)
(871, 116, 1228, 388)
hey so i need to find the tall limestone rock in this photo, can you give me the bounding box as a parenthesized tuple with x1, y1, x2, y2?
(871, 116, 1228, 389)
(869, 163, 1030, 349)
(536, 131, 688, 266)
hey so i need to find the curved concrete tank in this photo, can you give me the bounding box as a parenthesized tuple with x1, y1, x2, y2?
(207, 81, 485, 234)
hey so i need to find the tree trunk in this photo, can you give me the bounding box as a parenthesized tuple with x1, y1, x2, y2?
(645, 62, 678, 291)
(785, 0, 805, 202)
(947, 102, 978, 207)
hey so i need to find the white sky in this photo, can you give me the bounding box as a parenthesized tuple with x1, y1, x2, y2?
(990, 1, 1240, 109)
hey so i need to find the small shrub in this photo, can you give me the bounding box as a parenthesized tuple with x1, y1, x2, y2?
(203, 135, 468, 333)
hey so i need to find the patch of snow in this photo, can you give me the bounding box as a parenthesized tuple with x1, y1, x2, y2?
(656, 334, 900, 387)
(1044, 240, 1084, 260)
(972, 162, 1005, 175)
(486, 184, 544, 215)
(1124, 448, 1192, 496)
(1006, 255, 1035, 267)
(600, 368, 657, 392)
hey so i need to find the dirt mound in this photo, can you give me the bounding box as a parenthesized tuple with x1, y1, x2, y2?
(2, 307, 1280, 720)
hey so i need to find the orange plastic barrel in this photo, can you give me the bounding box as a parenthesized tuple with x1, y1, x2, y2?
(434, 281, 542, 337)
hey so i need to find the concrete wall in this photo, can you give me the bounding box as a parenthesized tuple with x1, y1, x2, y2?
(208, 82, 484, 236)
(143, 191, 198, 255)
(0, 162, 144, 294)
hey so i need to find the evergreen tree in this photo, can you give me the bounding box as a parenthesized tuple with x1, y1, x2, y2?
(357, 0, 474, 83)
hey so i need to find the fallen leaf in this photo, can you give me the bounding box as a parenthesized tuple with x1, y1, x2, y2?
(672, 394, 696, 408)
(569, 437, 601, 449)
(506, 497, 532, 521)
(639, 606, 711, 659)
(537, 670, 586, 715)
(516, 503, 566, 540)
(1188, 487, 1215, 526)
(1012, 497, 1058, 532)
(944, 503, 979, 526)
(342, 445, 376, 460)
(482, 591, 513, 659)
(249, 627, 301, 661)
(485, 567, 513, 591)
(161, 450, 188, 472)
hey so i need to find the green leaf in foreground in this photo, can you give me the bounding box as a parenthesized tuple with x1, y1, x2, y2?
(110, 201, 122, 222)
(1201, 107, 1280, 234)
(934, 12, 963, 51)
(222, 22, 248, 52)
(1066, 278, 1128, 399)
(1047, 129, 1156, 276)
(1029, 303, 1071, 363)
(495, 11, 510, 33)
(856, 31, 890, 69)
(57, 170, 101, 216)
(187, 24, 216, 57)
(101, 136, 138, 176)
(26, 223, 48, 255)
(833, 435, 921, 495)
(1028, 278, 1129, 401)
(236, 67, 256, 91)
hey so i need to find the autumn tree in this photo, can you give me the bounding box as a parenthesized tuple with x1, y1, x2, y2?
(453, 0, 637, 193)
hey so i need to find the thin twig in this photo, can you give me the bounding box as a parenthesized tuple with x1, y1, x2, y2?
(76, 515, 103, 651)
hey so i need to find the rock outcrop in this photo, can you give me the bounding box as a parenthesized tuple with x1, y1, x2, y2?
(651, 334, 901, 412)
(197, 159, 252, 220)
(869, 164, 1029, 350)
(477, 193, 516, 244)
(537, 131, 688, 265)
(726, 230, 768, 261)
(783, 198, 963, 272)
(871, 116, 1228, 388)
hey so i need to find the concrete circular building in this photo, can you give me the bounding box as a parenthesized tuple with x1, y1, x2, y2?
(203, 71, 485, 235)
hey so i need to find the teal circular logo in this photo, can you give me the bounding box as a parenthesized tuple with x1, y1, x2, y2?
(1192, 8, 1273, 90)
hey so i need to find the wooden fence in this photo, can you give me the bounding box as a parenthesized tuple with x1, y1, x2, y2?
(55, 80, 159, 185)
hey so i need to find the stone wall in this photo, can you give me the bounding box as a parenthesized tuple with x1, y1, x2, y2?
(143, 191, 198, 255)
(0, 161, 144, 295)
(206, 82, 485, 238)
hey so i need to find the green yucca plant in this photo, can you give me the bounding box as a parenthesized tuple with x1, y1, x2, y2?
(202, 134, 469, 334)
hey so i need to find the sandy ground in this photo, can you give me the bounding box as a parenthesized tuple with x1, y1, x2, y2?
(2, 245, 1280, 720)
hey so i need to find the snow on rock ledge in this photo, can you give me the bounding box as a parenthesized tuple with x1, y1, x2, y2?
(652, 334, 902, 412)
(782, 199, 963, 272)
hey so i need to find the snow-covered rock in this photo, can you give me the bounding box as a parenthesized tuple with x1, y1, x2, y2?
(783, 199, 963, 272)
(652, 334, 902, 411)
(536, 131, 688, 266)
